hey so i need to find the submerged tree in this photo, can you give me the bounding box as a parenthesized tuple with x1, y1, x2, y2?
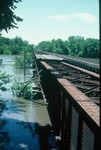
(0, 60, 12, 93)
(0, 70, 12, 112)
(0, 0, 23, 32)
(11, 78, 33, 99)
(0, 71, 12, 92)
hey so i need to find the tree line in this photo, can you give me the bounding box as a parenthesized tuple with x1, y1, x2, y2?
(0, 36, 34, 55)
(0, 35, 99, 58)
(35, 36, 99, 58)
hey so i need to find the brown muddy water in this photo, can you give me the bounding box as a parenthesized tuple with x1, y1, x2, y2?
(0, 55, 59, 150)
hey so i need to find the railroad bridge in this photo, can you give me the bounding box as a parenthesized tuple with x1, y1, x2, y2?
(33, 51, 100, 150)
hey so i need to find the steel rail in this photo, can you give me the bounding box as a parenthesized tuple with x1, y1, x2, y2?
(46, 60, 100, 105)
(61, 62, 100, 79)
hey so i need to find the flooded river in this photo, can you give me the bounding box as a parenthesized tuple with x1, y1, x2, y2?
(0, 55, 59, 150)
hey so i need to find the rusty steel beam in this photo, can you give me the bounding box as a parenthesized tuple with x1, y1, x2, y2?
(75, 78, 99, 84)
(61, 62, 100, 79)
(40, 61, 100, 128)
(45, 60, 100, 106)
(74, 84, 94, 90)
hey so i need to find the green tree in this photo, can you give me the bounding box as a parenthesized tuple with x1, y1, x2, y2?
(11, 78, 32, 99)
(84, 38, 99, 58)
(0, 71, 12, 92)
(14, 51, 34, 69)
(2, 45, 11, 54)
(13, 39, 34, 68)
(68, 36, 85, 56)
(10, 36, 24, 54)
(0, 69, 12, 112)
(0, 36, 34, 55)
(0, 0, 23, 32)
(0, 36, 12, 54)
(50, 38, 68, 54)
(0, 40, 12, 94)
(51, 39, 64, 54)
(36, 41, 53, 52)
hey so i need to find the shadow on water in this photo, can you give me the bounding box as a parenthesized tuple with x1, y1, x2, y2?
(35, 123, 59, 150)
(0, 118, 59, 150)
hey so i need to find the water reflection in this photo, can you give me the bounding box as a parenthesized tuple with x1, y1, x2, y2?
(35, 123, 59, 150)
(0, 97, 59, 150)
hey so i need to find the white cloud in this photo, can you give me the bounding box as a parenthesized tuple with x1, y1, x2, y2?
(48, 15, 70, 20)
(48, 13, 97, 23)
(72, 13, 97, 23)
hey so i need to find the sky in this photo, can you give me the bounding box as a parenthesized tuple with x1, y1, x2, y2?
(2, 0, 99, 45)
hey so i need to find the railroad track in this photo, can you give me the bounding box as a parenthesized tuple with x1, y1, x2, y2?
(45, 60, 100, 106)
(34, 51, 100, 73)
(34, 51, 100, 105)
